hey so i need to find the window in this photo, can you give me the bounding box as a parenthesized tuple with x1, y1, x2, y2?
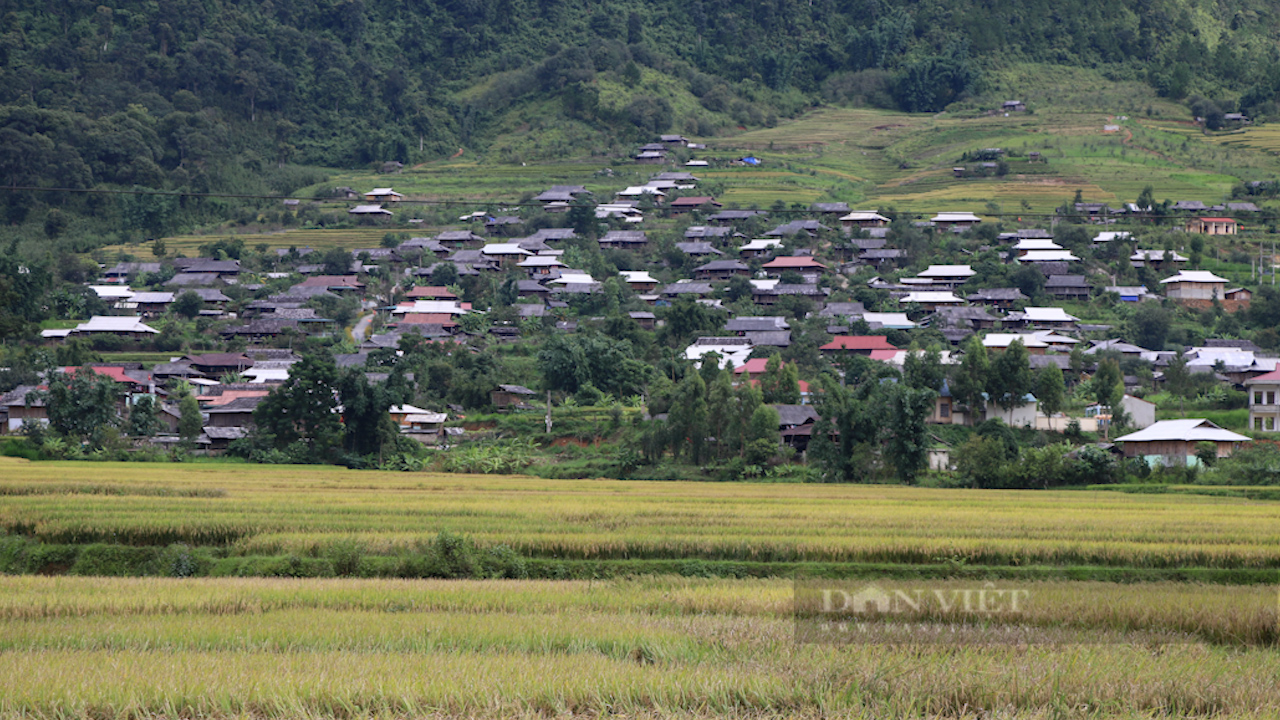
(1255, 391, 1263, 406)
(1269, 392, 1277, 406)
(1269, 418, 1277, 432)
(940, 402, 950, 418)
(1256, 417, 1264, 431)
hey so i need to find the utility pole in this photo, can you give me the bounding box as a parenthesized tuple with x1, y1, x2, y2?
(545, 390, 553, 434)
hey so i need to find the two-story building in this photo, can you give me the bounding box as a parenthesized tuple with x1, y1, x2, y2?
(1246, 368, 1280, 432)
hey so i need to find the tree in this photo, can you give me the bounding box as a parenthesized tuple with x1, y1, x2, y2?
(1129, 303, 1171, 350)
(43, 367, 121, 446)
(253, 354, 343, 461)
(1036, 363, 1065, 419)
(882, 383, 935, 484)
(337, 370, 407, 458)
(172, 290, 204, 319)
(1093, 358, 1124, 439)
(987, 339, 1033, 412)
(126, 395, 164, 437)
(431, 262, 459, 287)
(759, 354, 800, 404)
(178, 391, 202, 443)
(903, 345, 944, 392)
(667, 370, 709, 463)
(744, 404, 781, 465)
(538, 332, 652, 397)
(321, 247, 351, 275)
(951, 335, 989, 422)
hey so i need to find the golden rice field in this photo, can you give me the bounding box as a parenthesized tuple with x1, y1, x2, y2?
(4, 459, 1280, 570)
(0, 575, 1275, 719)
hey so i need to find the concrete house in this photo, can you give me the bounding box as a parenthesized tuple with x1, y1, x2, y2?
(1245, 368, 1280, 432)
(1185, 217, 1239, 235)
(1159, 270, 1229, 306)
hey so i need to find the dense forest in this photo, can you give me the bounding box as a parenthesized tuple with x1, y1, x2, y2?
(3, 0, 1280, 246)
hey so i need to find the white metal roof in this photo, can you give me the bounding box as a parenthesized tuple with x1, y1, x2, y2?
(1014, 239, 1063, 250)
(899, 291, 963, 304)
(547, 273, 595, 285)
(517, 256, 566, 267)
(1114, 419, 1249, 444)
(840, 211, 891, 222)
(72, 316, 159, 334)
(1160, 270, 1229, 284)
(739, 238, 783, 252)
(482, 243, 533, 256)
(1020, 250, 1080, 262)
(88, 285, 135, 300)
(931, 212, 982, 223)
(389, 404, 432, 415)
(392, 301, 468, 315)
(983, 333, 1049, 349)
(918, 265, 976, 278)
(1023, 307, 1078, 322)
(1094, 231, 1132, 242)
(862, 312, 917, 328)
(619, 270, 658, 284)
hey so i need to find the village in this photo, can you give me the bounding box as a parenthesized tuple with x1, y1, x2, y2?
(4, 133, 1278, 476)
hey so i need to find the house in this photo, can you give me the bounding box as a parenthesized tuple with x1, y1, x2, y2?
(1114, 419, 1250, 466)
(738, 238, 783, 259)
(1245, 369, 1280, 432)
(364, 188, 404, 203)
(819, 336, 896, 356)
(930, 212, 982, 231)
(675, 242, 724, 257)
(484, 216, 523, 235)
(761, 256, 828, 274)
(685, 337, 755, 369)
(1159, 270, 1229, 306)
(298, 276, 365, 292)
(766, 220, 829, 238)
(694, 260, 751, 280)
(915, 265, 976, 288)
(1130, 249, 1189, 268)
(858, 249, 905, 267)
(1106, 285, 1156, 302)
(349, 204, 393, 216)
(186, 353, 254, 376)
(751, 284, 829, 306)
(130, 291, 175, 316)
(839, 210, 890, 229)
(1186, 217, 1239, 235)
(929, 306, 999, 330)
(726, 316, 790, 334)
(898, 291, 964, 310)
(63, 316, 160, 341)
(706, 210, 766, 224)
(0, 385, 46, 433)
(481, 243, 534, 266)
(861, 312, 916, 329)
(774, 404, 822, 451)
(1007, 307, 1079, 330)
(598, 231, 649, 249)
(1045, 274, 1090, 300)
(966, 288, 1027, 309)
(662, 281, 715, 299)
(811, 202, 851, 215)
(435, 230, 486, 246)
(669, 196, 721, 213)
(984, 393, 1039, 428)
(628, 311, 656, 330)
(1002, 100, 1026, 112)
(517, 256, 567, 275)
(1094, 231, 1132, 244)
(404, 286, 458, 300)
(1020, 249, 1080, 263)
(685, 226, 735, 241)
(491, 384, 537, 409)
(619, 270, 659, 293)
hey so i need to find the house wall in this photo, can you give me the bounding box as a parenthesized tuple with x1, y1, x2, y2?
(1249, 383, 1280, 432)
(1166, 282, 1224, 301)
(984, 401, 1038, 428)
(1122, 440, 1239, 465)
(1122, 396, 1157, 429)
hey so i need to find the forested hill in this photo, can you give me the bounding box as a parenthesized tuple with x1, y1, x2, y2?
(2, 0, 1280, 211)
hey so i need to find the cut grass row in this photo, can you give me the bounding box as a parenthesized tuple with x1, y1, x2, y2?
(3, 460, 1280, 571)
(0, 576, 1275, 718)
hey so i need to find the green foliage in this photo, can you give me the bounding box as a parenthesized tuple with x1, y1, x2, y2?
(126, 396, 165, 438)
(41, 367, 121, 447)
(252, 354, 343, 462)
(987, 339, 1033, 412)
(759, 354, 800, 404)
(538, 332, 652, 397)
(171, 290, 203, 319)
(1036, 364, 1066, 419)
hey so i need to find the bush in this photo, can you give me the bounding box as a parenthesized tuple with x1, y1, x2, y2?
(1206, 443, 1280, 485)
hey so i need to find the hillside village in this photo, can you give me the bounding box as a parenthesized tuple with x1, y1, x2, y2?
(5, 135, 1280, 482)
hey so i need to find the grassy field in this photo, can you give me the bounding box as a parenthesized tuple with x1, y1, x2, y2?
(3, 459, 1280, 572)
(0, 575, 1275, 719)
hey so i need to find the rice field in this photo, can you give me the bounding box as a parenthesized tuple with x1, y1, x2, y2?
(0, 575, 1275, 719)
(4, 459, 1280, 571)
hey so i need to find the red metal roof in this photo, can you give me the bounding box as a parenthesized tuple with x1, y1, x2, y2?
(405, 286, 457, 298)
(1195, 217, 1238, 223)
(819, 336, 896, 351)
